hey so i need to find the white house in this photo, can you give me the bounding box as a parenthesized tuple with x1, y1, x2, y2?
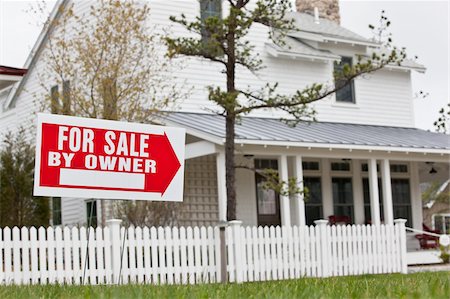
(0, 0, 449, 250)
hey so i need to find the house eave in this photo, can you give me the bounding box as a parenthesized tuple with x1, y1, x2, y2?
(265, 43, 339, 62)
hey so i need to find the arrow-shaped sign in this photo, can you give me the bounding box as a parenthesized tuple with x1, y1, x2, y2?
(34, 114, 185, 201)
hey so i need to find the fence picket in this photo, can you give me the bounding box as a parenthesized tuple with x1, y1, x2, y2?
(172, 227, 181, 284)
(12, 227, 21, 284)
(186, 227, 195, 284)
(165, 227, 174, 285)
(200, 227, 209, 283)
(71, 227, 81, 284)
(29, 227, 39, 284)
(135, 227, 144, 284)
(263, 226, 272, 280)
(142, 227, 151, 283)
(245, 227, 252, 282)
(207, 227, 215, 282)
(21, 227, 30, 284)
(95, 227, 105, 284)
(54, 227, 64, 284)
(157, 227, 166, 284)
(150, 227, 158, 284)
(269, 226, 277, 280)
(63, 227, 72, 284)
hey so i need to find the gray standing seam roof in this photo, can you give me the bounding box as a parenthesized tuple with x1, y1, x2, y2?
(286, 12, 374, 44)
(163, 112, 450, 151)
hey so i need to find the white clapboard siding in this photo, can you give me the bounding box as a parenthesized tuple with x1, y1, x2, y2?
(0, 221, 408, 285)
(0, 0, 417, 154)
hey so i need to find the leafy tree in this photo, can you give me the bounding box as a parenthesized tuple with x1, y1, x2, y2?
(0, 129, 49, 227)
(434, 103, 450, 134)
(166, 1, 408, 220)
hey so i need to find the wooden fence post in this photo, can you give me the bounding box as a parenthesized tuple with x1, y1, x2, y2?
(106, 219, 122, 284)
(229, 220, 243, 283)
(394, 219, 408, 274)
(217, 221, 228, 283)
(314, 220, 329, 277)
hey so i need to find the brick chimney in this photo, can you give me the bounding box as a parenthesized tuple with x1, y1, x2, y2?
(296, 0, 340, 24)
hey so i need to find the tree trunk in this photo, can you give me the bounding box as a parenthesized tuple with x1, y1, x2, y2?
(225, 114, 236, 220)
(225, 7, 237, 221)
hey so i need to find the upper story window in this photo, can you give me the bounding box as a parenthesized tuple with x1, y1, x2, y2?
(390, 164, 408, 173)
(50, 81, 71, 115)
(331, 161, 351, 172)
(200, 0, 222, 42)
(334, 56, 355, 103)
(302, 161, 320, 171)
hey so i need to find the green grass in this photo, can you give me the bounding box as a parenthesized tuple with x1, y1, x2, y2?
(0, 272, 449, 299)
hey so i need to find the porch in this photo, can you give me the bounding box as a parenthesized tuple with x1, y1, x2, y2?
(164, 112, 450, 264)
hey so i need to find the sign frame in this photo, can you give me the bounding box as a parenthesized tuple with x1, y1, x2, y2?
(34, 113, 185, 201)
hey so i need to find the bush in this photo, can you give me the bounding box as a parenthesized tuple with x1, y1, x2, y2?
(0, 128, 49, 227)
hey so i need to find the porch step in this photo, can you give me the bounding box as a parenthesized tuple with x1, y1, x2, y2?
(407, 250, 442, 265)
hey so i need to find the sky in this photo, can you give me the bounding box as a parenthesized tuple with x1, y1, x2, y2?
(0, 0, 448, 130)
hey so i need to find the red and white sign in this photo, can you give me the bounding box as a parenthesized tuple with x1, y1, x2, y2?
(34, 113, 185, 201)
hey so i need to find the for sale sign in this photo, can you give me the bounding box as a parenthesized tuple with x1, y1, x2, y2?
(34, 113, 185, 201)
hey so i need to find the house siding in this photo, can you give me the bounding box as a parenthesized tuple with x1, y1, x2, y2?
(0, 0, 426, 228)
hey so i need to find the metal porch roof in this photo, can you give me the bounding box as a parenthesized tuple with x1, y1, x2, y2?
(162, 112, 450, 151)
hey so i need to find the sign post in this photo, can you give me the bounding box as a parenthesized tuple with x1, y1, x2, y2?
(34, 113, 185, 284)
(34, 113, 185, 201)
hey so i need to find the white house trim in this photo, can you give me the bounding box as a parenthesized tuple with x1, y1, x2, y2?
(368, 158, 381, 225)
(292, 155, 306, 226)
(185, 141, 218, 160)
(279, 154, 291, 226)
(216, 150, 227, 222)
(381, 159, 394, 225)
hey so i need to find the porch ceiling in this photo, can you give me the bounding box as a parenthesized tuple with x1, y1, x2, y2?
(161, 112, 450, 155)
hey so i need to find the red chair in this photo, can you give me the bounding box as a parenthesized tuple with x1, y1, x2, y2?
(328, 215, 351, 225)
(415, 223, 440, 249)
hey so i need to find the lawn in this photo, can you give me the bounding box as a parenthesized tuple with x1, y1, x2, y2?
(0, 272, 449, 299)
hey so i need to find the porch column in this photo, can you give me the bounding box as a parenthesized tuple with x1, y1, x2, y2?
(292, 155, 306, 226)
(216, 150, 227, 222)
(352, 159, 365, 224)
(279, 154, 291, 226)
(368, 158, 381, 225)
(380, 159, 394, 225)
(410, 162, 422, 229)
(321, 159, 334, 219)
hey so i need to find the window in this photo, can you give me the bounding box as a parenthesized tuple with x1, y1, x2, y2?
(332, 177, 354, 222)
(50, 80, 70, 114)
(392, 179, 412, 225)
(361, 163, 380, 172)
(302, 161, 320, 171)
(50, 85, 59, 114)
(62, 80, 71, 115)
(86, 200, 98, 227)
(331, 162, 351, 171)
(334, 56, 355, 103)
(52, 197, 62, 225)
(362, 178, 383, 223)
(254, 159, 281, 226)
(390, 164, 408, 173)
(200, 0, 222, 42)
(304, 177, 323, 226)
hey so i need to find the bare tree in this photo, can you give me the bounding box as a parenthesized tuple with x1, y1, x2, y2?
(34, 0, 187, 226)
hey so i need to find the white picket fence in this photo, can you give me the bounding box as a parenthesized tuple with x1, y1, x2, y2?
(0, 219, 407, 285)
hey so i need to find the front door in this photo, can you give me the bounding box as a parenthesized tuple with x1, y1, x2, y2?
(255, 159, 281, 226)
